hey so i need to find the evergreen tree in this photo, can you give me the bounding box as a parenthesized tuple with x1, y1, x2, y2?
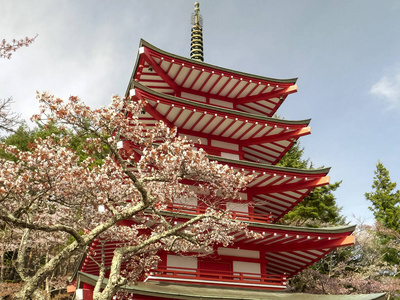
(283, 182, 345, 226)
(1, 123, 66, 152)
(365, 161, 400, 267)
(277, 142, 345, 227)
(365, 161, 400, 233)
(277, 141, 309, 169)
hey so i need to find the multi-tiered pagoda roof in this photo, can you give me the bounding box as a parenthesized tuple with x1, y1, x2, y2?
(127, 40, 336, 223)
(69, 4, 363, 299)
(70, 39, 356, 296)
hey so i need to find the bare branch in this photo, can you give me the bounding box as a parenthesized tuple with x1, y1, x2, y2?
(0, 208, 85, 245)
(0, 97, 20, 133)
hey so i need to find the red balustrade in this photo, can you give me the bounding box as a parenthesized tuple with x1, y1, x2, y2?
(146, 266, 286, 289)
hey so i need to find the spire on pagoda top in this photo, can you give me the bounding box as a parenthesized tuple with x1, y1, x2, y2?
(191, 2, 203, 62)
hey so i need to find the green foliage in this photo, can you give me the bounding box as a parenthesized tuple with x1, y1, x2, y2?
(1, 123, 67, 154)
(365, 161, 400, 267)
(277, 142, 310, 169)
(365, 161, 400, 233)
(0, 122, 109, 164)
(0, 124, 32, 160)
(277, 142, 345, 227)
(1, 124, 32, 150)
(284, 182, 345, 227)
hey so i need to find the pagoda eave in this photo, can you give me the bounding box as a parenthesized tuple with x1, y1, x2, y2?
(248, 176, 329, 195)
(128, 39, 298, 117)
(131, 82, 310, 126)
(130, 83, 310, 164)
(242, 127, 311, 145)
(76, 219, 355, 278)
(136, 39, 298, 85)
(208, 155, 330, 175)
(235, 85, 298, 105)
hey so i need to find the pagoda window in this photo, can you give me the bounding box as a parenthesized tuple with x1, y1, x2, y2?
(239, 192, 248, 201)
(168, 193, 199, 215)
(226, 202, 249, 214)
(233, 261, 261, 278)
(217, 248, 260, 259)
(167, 255, 197, 275)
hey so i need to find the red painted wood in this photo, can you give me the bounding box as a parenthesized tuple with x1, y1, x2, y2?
(188, 68, 204, 89)
(75, 42, 356, 296)
(198, 260, 232, 272)
(234, 81, 251, 99)
(204, 74, 223, 94)
(242, 127, 310, 145)
(142, 49, 179, 92)
(224, 79, 242, 98)
(148, 266, 286, 289)
(236, 85, 296, 105)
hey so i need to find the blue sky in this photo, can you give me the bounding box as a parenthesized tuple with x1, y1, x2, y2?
(1, 0, 400, 224)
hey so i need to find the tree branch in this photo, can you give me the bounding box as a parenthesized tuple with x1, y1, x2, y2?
(0, 208, 84, 244)
(15, 228, 30, 281)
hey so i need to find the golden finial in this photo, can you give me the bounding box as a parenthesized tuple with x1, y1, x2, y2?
(191, 2, 203, 61)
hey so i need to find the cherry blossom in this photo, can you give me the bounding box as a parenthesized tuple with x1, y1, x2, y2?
(0, 36, 37, 59)
(0, 92, 254, 299)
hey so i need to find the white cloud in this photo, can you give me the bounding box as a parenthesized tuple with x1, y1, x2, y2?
(370, 74, 400, 110)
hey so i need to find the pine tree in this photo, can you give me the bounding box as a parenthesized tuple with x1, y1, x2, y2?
(277, 142, 345, 227)
(283, 182, 345, 227)
(365, 161, 400, 233)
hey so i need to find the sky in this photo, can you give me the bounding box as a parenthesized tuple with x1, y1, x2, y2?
(1, 0, 400, 225)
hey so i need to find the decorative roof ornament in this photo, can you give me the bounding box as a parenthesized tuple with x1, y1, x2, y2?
(191, 2, 203, 62)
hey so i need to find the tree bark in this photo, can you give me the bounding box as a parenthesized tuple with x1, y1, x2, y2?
(94, 250, 125, 300)
(14, 240, 83, 300)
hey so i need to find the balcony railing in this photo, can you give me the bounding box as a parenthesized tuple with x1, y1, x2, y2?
(146, 266, 286, 290)
(165, 203, 273, 224)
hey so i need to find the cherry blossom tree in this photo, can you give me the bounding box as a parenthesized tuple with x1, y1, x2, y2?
(0, 92, 254, 299)
(288, 222, 400, 298)
(0, 36, 37, 59)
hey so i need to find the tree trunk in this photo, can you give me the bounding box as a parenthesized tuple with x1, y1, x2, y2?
(45, 252, 51, 300)
(0, 249, 4, 283)
(94, 250, 125, 300)
(14, 241, 83, 300)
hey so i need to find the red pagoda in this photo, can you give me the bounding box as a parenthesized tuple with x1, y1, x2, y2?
(70, 3, 361, 299)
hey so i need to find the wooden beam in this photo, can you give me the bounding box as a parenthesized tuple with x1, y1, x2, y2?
(142, 48, 180, 93)
(248, 176, 330, 195)
(241, 127, 311, 145)
(263, 235, 354, 252)
(134, 91, 175, 128)
(235, 85, 298, 105)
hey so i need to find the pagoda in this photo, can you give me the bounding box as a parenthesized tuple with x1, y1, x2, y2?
(70, 3, 358, 299)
